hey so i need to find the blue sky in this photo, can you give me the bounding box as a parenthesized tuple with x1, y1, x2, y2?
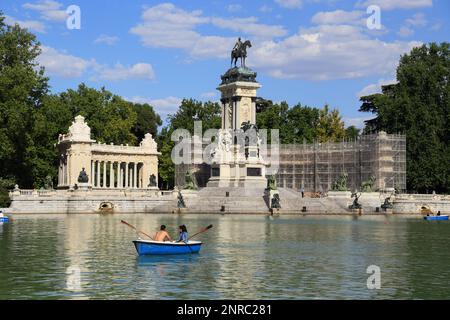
(2, 0, 449, 127)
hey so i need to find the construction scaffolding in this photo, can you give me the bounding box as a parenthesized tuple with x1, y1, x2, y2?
(273, 131, 406, 192)
(174, 131, 406, 192)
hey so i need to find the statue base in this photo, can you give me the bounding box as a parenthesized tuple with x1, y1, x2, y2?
(75, 182, 90, 191)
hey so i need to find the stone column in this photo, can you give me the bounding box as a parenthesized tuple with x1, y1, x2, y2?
(251, 97, 256, 124)
(103, 161, 107, 188)
(125, 163, 129, 188)
(96, 161, 100, 188)
(116, 162, 120, 188)
(133, 162, 137, 188)
(110, 161, 114, 188)
(90, 160, 94, 187)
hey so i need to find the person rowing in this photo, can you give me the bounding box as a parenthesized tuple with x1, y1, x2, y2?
(177, 225, 189, 243)
(154, 225, 172, 242)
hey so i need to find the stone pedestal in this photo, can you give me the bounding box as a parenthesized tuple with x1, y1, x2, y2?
(207, 66, 269, 189)
(76, 182, 90, 191)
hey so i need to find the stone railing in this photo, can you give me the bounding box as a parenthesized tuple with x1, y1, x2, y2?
(10, 188, 174, 198)
(395, 194, 450, 201)
(92, 143, 159, 155)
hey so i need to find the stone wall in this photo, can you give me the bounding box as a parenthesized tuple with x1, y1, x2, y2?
(8, 189, 176, 214)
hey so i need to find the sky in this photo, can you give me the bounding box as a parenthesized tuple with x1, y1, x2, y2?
(2, 0, 449, 128)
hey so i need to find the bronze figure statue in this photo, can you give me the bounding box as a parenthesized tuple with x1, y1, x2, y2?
(349, 191, 362, 209)
(77, 168, 88, 183)
(231, 38, 252, 68)
(148, 174, 157, 187)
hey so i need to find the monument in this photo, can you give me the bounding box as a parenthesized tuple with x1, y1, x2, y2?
(207, 38, 268, 188)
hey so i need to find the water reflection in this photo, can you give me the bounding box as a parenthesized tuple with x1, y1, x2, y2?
(0, 214, 449, 299)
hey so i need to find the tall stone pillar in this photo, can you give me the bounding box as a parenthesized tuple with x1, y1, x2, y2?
(125, 163, 129, 188)
(103, 161, 107, 188)
(90, 160, 94, 187)
(208, 63, 266, 188)
(97, 161, 100, 188)
(133, 162, 137, 188)
(116, 162, 120, 188)
(110, 161, 114, 188)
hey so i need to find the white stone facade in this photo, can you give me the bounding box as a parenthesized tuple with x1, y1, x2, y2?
(57, 115, 160, 190)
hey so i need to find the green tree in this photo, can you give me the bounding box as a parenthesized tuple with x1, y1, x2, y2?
(316, 104, 346, 143)
(359, 43, 450, 192)
(0, 13, 48, 188)
(131, 103, 161, 141)
(57, 84, 138, 145)
(285, 104, 320, 143)
(158, 99, 221, 188)
(345, 126, 360, 140)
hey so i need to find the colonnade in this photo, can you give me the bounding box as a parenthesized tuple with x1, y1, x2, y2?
(90, 160, 145, 189)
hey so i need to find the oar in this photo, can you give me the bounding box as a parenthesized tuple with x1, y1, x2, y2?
(188, 224, 213, 240)
(120, 220, 154, 240)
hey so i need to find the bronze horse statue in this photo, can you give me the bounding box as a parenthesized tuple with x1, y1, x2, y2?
(231, 40, 252, 68)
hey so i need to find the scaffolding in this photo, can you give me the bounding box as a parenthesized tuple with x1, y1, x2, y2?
(174, 132, 406, 192)
(274, 132, 406, 192)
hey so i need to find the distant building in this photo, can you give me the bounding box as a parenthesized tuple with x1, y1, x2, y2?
(175, 131, 406, 192)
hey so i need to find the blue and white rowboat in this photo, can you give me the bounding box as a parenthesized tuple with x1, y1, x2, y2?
(0, 212, 9, 223)
(133, 239, 202, 255)
(423, 215, 449, 221)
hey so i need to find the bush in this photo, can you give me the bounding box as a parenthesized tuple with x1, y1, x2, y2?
(0, 178, 15, 208)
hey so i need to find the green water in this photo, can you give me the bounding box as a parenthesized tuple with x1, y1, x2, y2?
(0, 214, 449, 299)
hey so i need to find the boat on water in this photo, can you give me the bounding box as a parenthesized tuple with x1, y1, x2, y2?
(423, 215, 449, 221)
(133, 239, 202, 255)
(0, 211, 9, 223)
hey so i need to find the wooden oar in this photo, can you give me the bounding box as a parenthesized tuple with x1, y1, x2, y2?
(120, 220, 154, 240)
(188, 224, 213, 240)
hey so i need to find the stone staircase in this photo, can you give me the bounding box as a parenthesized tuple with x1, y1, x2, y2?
(148, 187, 387, 214)
(181, 187, 270, 214)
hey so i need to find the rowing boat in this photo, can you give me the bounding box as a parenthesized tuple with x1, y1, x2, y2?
(0, 212, 8, 223)
(132, 239, 202, 255)
(423, 215, 449, 221)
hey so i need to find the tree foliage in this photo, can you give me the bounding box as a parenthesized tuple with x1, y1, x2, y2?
(157, 99, 221, 189)
(0, 14, 48, 188)
(359, 42, 450, 192)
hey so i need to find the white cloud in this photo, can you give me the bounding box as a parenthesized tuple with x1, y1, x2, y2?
(211, 17, 287, 39)
(251, 25, 421, 80)
(311, 10, 365, 25)
(200, 91, 217, 99)
(94, 34, 119, 45)
(38, 46, 155, 81)
(3, 15, 47, 33)
(397, 13, 427, 38)
(128, 96, 182, 117)
(275, 0, 303, 9)
(405, 13, 427, 27)
(130, 3, 287, 58)
(39, 46, 94, 78)
(259, 5, 273, 13)
(23, 0, 68, 22)
(343, 116, 374, 129)
(130, 3, 421, 81)
(94, 63, 155, 81)
(357, 78, 397, 97)
(397, 26, 414, 37)
(356, 0, 432, 10)
(227, 4, 242, 12)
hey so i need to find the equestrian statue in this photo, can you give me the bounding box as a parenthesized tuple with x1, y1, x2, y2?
(231, 37, 252, 68)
